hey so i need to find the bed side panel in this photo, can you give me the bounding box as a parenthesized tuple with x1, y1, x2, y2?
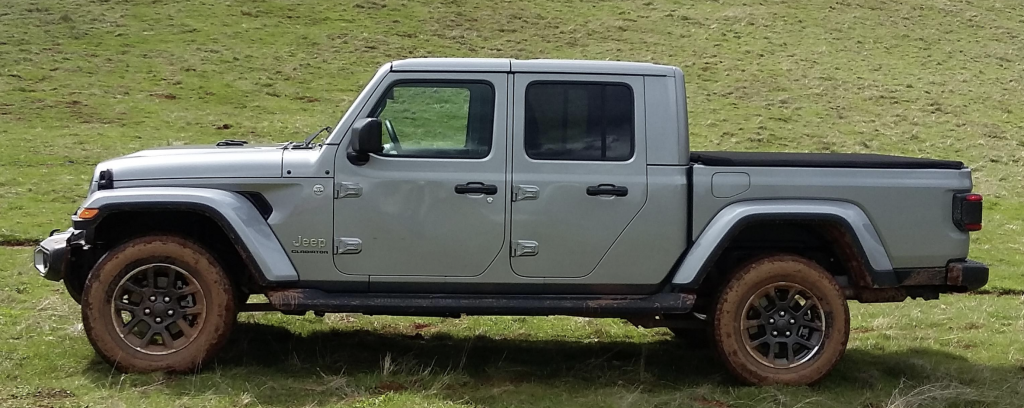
(691, 165, 973, 268)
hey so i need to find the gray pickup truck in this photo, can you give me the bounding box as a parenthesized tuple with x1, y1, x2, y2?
(34, 58, 987, 385)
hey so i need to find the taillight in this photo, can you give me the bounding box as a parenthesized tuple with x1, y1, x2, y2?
(953, 193, 983, 231)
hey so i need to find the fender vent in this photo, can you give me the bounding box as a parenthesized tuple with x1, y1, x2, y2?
(239, 191, 273, 220)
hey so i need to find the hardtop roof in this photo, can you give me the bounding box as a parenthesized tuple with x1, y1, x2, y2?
(390, 58, 678, 76)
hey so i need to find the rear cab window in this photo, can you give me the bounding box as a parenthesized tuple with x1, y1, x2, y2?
(524, 82, 635, 161)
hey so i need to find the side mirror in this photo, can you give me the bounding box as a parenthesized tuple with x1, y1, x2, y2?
(350, 118, 383, 154)
(348, 118, 382, 165)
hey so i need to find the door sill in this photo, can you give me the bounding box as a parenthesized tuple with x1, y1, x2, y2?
(253, 289, 694, 318)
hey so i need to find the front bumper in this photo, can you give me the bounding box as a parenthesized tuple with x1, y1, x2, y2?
(34, 229, 85, 281)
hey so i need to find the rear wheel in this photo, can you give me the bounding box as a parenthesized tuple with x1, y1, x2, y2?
(81, 235, 236, 373)
(712, 254, 849, 385)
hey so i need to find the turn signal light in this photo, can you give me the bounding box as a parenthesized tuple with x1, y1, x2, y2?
(77, 208, 100, 220)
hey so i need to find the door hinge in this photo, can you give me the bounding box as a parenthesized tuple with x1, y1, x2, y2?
(511, 240, 539, 257)
(335, 238, 362, 254)
(335, 182, 362, 199)
(512, 185, 539, 202)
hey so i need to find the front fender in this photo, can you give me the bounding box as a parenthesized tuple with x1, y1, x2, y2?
(671, 200, 895, 287)
(74, 187, 299, 282)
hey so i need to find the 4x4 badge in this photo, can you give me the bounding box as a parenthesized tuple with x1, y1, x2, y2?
(312, 184, 325, 196)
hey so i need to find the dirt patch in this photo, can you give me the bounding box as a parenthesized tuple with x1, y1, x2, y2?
(295, 96, 320, 103)
(971, 288, 1024, 297)
(35, 388, 74, 400)
(960, 322, 984, 330)
(214, 123, 233, 130)
(150, 92, 177, 100)
(411, 322, 433, 331)
(0, 237, 39, 247)
(6, 388, 75, 404)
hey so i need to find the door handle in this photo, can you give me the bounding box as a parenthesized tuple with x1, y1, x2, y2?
(586, 184, 629, 197)
(454, 182, 498, 195)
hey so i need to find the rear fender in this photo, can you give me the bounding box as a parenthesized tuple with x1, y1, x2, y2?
(671, 200, 895, 288)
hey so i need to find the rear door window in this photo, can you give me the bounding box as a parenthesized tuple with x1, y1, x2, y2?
(523, 82, 635, 161)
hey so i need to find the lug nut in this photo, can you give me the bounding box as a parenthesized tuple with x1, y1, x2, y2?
(167, 310, 175, 316)
(779, 311, 786, 317)
(785, 331, 791, 337)
(769, 318, 775, 324)
(789, 319, 796, 325)
(163, 296, 171, 303)
(155, 317, 163, 324)
(143, 308, 151, 316)
(149, 296, 157, 302)
(771, 330, 778, 337)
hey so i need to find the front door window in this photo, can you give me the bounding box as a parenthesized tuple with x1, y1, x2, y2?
(372, 82, 495, 159)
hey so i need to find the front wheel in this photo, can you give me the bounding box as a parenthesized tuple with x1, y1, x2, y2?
(81, 235, 236, 373)
(712, 254, 849, 386)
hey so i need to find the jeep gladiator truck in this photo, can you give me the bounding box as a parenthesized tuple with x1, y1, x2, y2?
(34, 58, 987, 385)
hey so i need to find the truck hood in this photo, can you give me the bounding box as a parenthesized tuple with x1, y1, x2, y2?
(95, 145, 285, 181)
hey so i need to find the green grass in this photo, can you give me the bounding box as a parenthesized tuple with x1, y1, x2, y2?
(2, 0, 1024, 406)
(4, 248, 1024, 408)
(1, 0, 1021, 286)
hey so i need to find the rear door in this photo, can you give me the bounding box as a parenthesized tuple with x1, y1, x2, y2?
(509, 74, 648, 278)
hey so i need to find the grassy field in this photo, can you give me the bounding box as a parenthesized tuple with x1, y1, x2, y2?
(1, 0, 1023, 406)
(3, 249, 1024, 408)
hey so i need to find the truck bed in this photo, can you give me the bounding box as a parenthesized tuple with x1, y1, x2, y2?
(691, 151, 964, 170)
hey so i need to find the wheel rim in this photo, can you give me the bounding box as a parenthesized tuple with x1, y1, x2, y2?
(740, 282, 826, 368)
(110, 263, 206, 355)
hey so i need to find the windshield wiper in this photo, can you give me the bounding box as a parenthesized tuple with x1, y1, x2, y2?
(302, 126, 332, 147)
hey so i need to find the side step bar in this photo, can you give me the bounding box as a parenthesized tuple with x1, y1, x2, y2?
(256, 289, 694, 318)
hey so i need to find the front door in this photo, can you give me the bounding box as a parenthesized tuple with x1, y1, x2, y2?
(510, 74, 648, 278)
(333, 72, 509, 277)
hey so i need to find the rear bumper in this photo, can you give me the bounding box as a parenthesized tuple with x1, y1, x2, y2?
(34, 229, 85, 281)
(894, 259, 989, 292)
(945, 259, 989, 291)
(852, 259, 988, 303)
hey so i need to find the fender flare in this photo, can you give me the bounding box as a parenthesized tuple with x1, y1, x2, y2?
(671, 200, 895, 287)
(73, 187, 299, 283)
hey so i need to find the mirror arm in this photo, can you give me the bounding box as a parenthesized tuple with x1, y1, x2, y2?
(347, 151, 370, 166)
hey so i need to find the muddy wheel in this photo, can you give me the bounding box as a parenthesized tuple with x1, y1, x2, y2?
(81, 235, 236, 373)
(712, 254, 849, 386)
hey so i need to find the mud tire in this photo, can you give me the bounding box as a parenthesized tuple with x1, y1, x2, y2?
(81, 235, 236, 373)
(712, 254, 849, 386)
